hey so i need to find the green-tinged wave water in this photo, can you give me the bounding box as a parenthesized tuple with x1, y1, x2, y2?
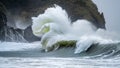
(1, 3, 120, 68)
(31, 4, 120, 54)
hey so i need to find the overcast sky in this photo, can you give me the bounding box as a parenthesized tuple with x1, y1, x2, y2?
(92, 0, 120, 33)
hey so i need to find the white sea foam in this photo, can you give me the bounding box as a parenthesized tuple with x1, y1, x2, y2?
(0, 42, 41, 51)
(31, 4, 120, 54)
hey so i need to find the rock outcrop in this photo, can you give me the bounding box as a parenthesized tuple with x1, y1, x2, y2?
(0, 2, 26, 42)
(0, 2, 7, 41)
(24, 26, 41, 42)
(0, 0, 105, 29)
(0, 0, 106, 42)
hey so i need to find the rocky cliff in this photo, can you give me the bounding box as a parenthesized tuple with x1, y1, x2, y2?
(0, 0, 106, 42)
(0, 2, 7, 41)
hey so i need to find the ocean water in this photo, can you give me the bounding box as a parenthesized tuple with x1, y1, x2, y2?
(1, 57, 120, 68)
(0, 42, 120, 68)
(1, 5, 120, 68)
(31, 5, 120, 53)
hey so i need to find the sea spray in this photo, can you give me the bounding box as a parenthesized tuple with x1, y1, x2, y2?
(32, 4, 120, 54)
(32, 5, 71, 37)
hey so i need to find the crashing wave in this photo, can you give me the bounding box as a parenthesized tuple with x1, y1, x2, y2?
(31, 4, 120, 54)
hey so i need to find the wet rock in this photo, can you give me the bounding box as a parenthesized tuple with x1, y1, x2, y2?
(24, 26, 41, 42)
(0, 2, 26, 42)
(0, 0, 105, 29)
(0, 2, 7, 41)
(0, 0, 106, 42)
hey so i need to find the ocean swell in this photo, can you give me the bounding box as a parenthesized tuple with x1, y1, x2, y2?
(31, 4, 120, 54)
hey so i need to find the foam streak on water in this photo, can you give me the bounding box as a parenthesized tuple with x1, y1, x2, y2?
(0, 57, 120, 68)
(0, 42, 41, 51)
(0, 41, 120, 68)
(1, 4, 120, 68)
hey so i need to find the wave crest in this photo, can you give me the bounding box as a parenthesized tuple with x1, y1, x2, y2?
(31, 4, 120, 54)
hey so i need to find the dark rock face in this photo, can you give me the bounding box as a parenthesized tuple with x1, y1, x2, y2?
(0, 0, 105, 29)
(0, 2, 26, 42)
(0, 0, 106, 42)
(0, 2, 7, 41)
(24, 26, 41, 42)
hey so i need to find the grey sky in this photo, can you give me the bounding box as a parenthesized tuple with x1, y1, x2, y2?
(92, 0, 120, 33)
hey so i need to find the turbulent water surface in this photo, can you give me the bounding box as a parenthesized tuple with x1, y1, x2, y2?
(0, 42, 120, 68)
(1, 5, 120, 68)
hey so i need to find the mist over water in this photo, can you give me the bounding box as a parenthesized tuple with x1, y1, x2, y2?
(0, 4, 120, 56)
(31, 5, 120, 54)
(0, 4, 120, 68)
